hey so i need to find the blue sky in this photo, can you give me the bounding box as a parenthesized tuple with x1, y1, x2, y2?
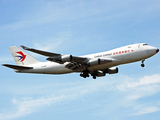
(0, 0, 160, 120)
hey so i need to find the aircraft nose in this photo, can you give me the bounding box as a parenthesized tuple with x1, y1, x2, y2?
(156, 49, 159, 53)
(146, 46, 159, 56)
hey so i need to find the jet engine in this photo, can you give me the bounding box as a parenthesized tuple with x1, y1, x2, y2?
(87, 58, 100, 66)
(87, 58, 110, 66)
(107, 67, 118, 74)
(61, 55, 72, 63)
(90, 70, 106, 79)
(46, 55, 72, 63)
(96, 70, 106, 77)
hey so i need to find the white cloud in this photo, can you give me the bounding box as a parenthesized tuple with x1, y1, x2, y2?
(32, 31, 71, 52)
(0, 95, 67, 120)
(0, 74, 160, 119)
(117, 74, 160, 100)
(115, 74, 160, 116)
(117, 74, 160, 94)
(132, 104, 160, 115)
(0, 79, 112, 120)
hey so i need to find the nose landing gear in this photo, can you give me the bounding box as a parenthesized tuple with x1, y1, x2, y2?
(141, 59, 145, 67)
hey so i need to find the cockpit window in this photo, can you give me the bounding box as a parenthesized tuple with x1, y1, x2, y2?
(143, 44, 148, 46)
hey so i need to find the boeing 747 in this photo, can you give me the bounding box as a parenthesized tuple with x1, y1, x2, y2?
(2, 43, 159, 79)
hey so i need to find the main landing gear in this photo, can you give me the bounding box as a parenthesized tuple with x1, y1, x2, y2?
(80, 69, 89, 78)
(141, 59, 145, 67)
(91, 74, 97, 79)
(80, 70, 97, 79)
(91, 71, 97, 79)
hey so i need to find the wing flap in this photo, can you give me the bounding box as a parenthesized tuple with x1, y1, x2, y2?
(2, 64, 33, 70)
(65, 62, 84, 71)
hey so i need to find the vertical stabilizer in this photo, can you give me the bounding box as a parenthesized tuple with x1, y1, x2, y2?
(9, 46, 40, 66)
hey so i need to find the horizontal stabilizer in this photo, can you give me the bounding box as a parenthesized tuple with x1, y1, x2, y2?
(2, 64, 33, 70)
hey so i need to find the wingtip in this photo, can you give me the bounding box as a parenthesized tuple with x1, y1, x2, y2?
(2, 64, 10, 67)
(20, 45, 29, 50)
(2, 64, 6, 66)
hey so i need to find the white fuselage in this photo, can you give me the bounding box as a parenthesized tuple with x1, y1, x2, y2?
(15, 43, 158, 74)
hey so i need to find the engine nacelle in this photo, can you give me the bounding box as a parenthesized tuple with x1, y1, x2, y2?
(87, 58, 111, 66)
(87, 58, 100, 66)
(46, 55, 72, 63)
(61, 55, 72, 63)
(107, 67, 118, 74)
(97, 70, 106, 77)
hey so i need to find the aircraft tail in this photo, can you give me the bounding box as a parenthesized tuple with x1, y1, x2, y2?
(9, 46, 40, 66)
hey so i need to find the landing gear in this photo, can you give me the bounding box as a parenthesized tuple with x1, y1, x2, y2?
(80, 69, 98, 79)
(141, 64, 145, 67)
(80, 69, 89, 78)
(141, 59, 145, 67)
(91, 71, 97, 79)
(92, 75, 96, 79)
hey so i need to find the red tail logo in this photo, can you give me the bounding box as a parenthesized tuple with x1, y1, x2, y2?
(16, 51, 26, 62)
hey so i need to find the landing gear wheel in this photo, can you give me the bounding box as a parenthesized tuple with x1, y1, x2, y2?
(86, 74, 89, 77)
(91, 71, 97, 79)
(141, 64, 145, 67)
(80, 73, 83, 77)
(141, 59, 145, 67)
(93, 76, 96, 79)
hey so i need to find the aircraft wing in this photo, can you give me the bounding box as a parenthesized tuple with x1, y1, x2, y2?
(21, 45, 60, 57)
(2, 64, 33, 70)
(21, 45, 88, 64)
(21, 45, 115, 71)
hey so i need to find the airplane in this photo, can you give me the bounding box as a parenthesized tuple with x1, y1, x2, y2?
(2, 43, 159, 79)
